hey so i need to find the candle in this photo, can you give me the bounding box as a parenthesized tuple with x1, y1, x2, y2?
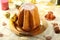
(1, 0, 9, 10)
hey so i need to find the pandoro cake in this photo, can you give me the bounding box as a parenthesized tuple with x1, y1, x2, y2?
(10, 3, 47, 36)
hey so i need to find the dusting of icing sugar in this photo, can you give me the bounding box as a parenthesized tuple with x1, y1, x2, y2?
(22, 3, 35, 10)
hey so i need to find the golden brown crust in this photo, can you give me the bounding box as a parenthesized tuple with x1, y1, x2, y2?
(10, 3, 47, 36)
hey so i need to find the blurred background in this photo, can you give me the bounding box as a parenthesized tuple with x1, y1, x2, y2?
(8, 0, 59, 6)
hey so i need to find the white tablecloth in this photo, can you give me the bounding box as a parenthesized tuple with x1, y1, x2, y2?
(0, 3, 60, 40)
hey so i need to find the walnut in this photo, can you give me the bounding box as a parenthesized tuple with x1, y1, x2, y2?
(0, 33, 3, 37)
(2, 22, 7, 26)
(52, 23, 60, 33)
(45, 36, 52, 40)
